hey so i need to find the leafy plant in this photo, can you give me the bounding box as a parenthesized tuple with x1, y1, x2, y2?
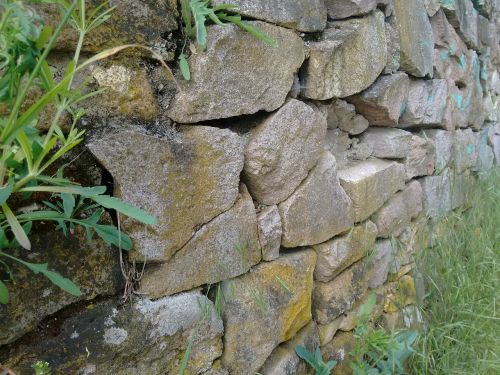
(295, 345, 337, 375)
(0, 0, 156, 304)
(31, 360, 51, 375)
(350, 294, 418, 375)
(178, 0, 277, 80)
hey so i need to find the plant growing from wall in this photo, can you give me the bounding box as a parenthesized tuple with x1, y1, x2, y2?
(178, 0, 277, 80)
(0, 0, 156, 305)
(294, 345, 337, 375)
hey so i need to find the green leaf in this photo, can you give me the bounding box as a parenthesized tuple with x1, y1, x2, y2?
(295, 346, 320, 370)
(23, 261, 81, 296)
(0, 280, 9, 304)
(36, 25, 53, 48)
(93, 224, 132, 250)
(0, 179, 14, 205)
(235, 20, 278, 48)
(179, 53, 191, 80)
(21, 185, 107, 196)
(2, 203, 31, 250)
(61, 193, 75, 218)
(91, 195, 156, 225)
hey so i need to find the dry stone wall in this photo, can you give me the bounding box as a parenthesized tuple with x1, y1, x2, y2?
(1, 0, 499, 373)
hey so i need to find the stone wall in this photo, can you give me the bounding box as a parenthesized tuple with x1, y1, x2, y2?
(1, 0, 499, 374)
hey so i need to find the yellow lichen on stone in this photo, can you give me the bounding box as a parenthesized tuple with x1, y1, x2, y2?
(383, 275, 417, 313)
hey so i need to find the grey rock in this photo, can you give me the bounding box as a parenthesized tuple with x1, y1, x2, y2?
(258, 205, 283, 262)
(325, 128, 352, 165)
(453, 128, 479, 173)
(139, 185, 261, 298)
(369, 240, 394, 288)
(424, 0, 441, 16)
(420, 129, 453, 172)
(440, 0, 479, 49)
(338, 159, 406, 222)
(347, 73, 410, 126)
(384, 21, 401, 74)
(313, 221, 378, 282)
(475, 128, 495, 171)
(358, 128, 413, 158)
(418, 169, 452, 219)
(2, 292, 223, 374)
(404, 135, 436, 180)
(302, 11, 387, 99)
(244, 99, 327, 205)
(324, 99, 370, 135)
(324, 0, 377, 19)
(168, 23, 305, 123)
(451, 170, 475, 210)
(221, 250, 317, 375)
(393, 0, 434, 77)
(279, 152, 354, 248)
(88, 126, 244, 263)
(212, 0, 327, 32)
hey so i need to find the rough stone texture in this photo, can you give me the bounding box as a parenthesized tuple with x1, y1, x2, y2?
(259, 322, 319, 375)
(358, 128, 413, 158)
(474, 127, 495, 171)
(321, 331, 356, 374)
(347, 73, 410, 126)
(337, 290, 386, 332)
(244, 99, 327, 205)
(302, 11, 387, 100)
(211, 0, 327, 32)
(139, 185, 261, 298)
(325, 128, 352, 165)
(372, 181, 423, 238)
(404, 135, 436, 180)
(450, 170, 474, 209)
(393, 0, 435, 77)
(324, 0, 377, 19)
(369, 240, 394, 288)
(338, 159, 406, 222)
(453, 128, 479, 173)
(312, 221, 378, 282)
(400, 79, 449, 127)
(168, 23, 305, 123)
(257, 206, 283, 262)
(441, 0, 479, 49)
(384, 275, 417, 313)
(221, 250, 316, 374)
(1, 292, 223, 374)
(424, 0, 441, 16)
(384, 21, 401, 74)
(323, 100, 370, 135)
(34, 0, 178, 53)
(420, 129, 453, 172)
(312, 259, 373, 324)
(0, 227, 122, 346)
(87, 126, 244, 263)
(418, 169, 452, 219)
(279, 152, 354, 248)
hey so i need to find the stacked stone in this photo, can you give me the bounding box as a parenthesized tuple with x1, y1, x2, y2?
(1, 0, 499, 373)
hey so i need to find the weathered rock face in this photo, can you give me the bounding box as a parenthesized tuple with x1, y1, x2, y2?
(279, 152, 354, 248)
(168, 23, 305, 123)
(302, 10, 387, 100)
(0, 228, 122, 346)
(400, 79, 448, 127)
(1, 292, 223, 374)
(139, 185, 261, 298)
(257, 205, 283, 262)
(372, 181, 423, 238)
(369, 240, 394, 288)
(393, 0, 435, 77)
(440, 0, 479, 49)
(384, 21, 401, 74)
(212, 0, 327, 32)
(259, 322, 320, 375)
(453, 128, 479, 173)
(424, 0, 441, 16)
(313, 221, 378, 282)
(404, 135, 436, 180)
(313, 259, 373, 324)
(418, 169, 452, 219)
(324, 0, 377, 19)
(34, 0, 178, 53)
(321, 331, 356, 373)
(347, 73, 410, 126)
(221, 250, 316, 374)
(358, 128, 413, 158)
(475, 128, 495, 171)
(384, 275, 417, 312)
(323, 100, 370, 135)
(325, 128, 353, 165)
(420, 129, 453, 172)
(244, 99, 327, 205)
(87, 126, 244, 263)
(338, 159, 406, 222)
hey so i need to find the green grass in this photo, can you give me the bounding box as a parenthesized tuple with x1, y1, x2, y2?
(409, 168, 500, 374)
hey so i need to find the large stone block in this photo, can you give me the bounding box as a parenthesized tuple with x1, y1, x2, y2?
(34, 0, 178, 53)
(1, 292, 223, 374)
(372, 181, 423, 238)
(139, 185, 261, 298)
(358, 128, 413, 159)
(313, 259, 373, 324)
(244, 99, 327, 205)
(420, 129, 453, 172)
(0, 228, 122, 346)
(347, 73, 410, 126)
(221, 250, 316, 374)
(400, 79, 448, 128)
(418, 169, 452, 219)
(88, 126, 244, 263)
(338, 159, 406, 222)
(404, 135, 436, 180)
(393, 0, 434, 77)
(453, 128, 479, 173)
(259, 322, 320, 375)
(279, 152, 354, 248)
(167, 23, 304, 123)
(313, 221, 378, 282)
(212, 0, 327, 32)
(302, 11, 387, 99)
(324, 0, 377, 19)
(440, 0, 479, 49)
